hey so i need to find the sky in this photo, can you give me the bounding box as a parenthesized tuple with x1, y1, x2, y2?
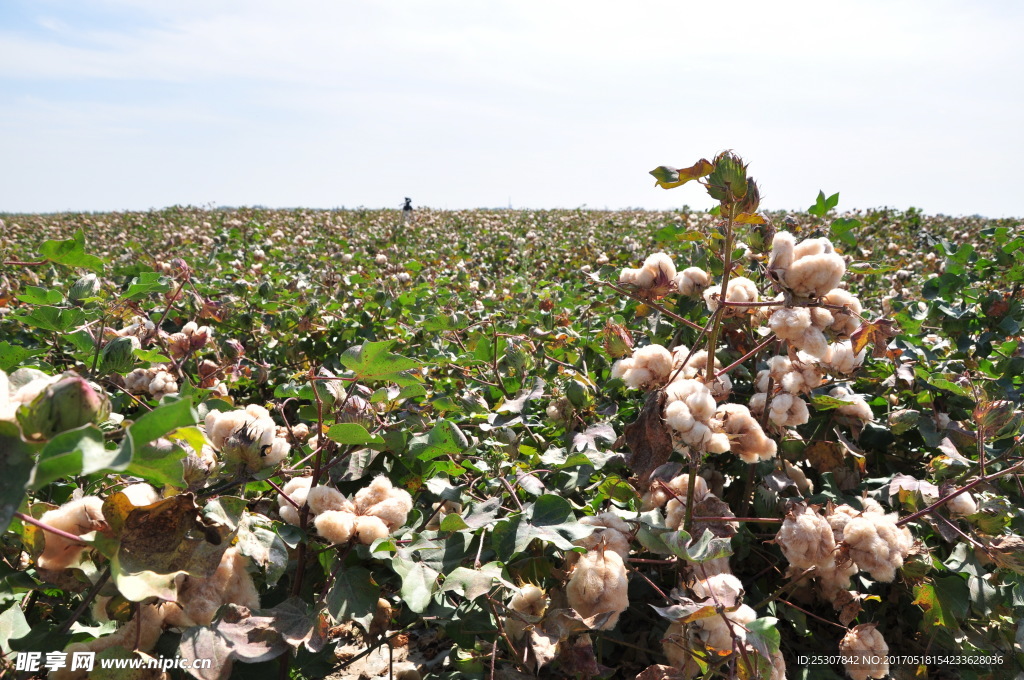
(1, 1, 1022, 217)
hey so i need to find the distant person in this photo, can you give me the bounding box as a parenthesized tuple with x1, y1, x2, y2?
(402, 197, 413, 224)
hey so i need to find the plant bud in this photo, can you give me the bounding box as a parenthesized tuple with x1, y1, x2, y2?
(601, 321, 633, 358)
(67, 274, 101, 304)
(736, 177, 761, 215)
(224, 339, 246, 360)
(566, 380, 591, 409)
(975, 400, 1021, 438)
(706, 151, 748, 204)
(17, 374, 111, 440)
(504, 338, 532, 373)
(100, 336, 140, 375)
(888, 409, 920, 435)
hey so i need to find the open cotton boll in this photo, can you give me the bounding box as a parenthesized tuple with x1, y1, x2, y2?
(120, 483, 160, 507)
(822, 340, 866, 375)
(793, 237, 835, 259)
(354, 476, 413, 530)
(674, 267, 710, 296)
(278, 476, 312, 525)
(306, 486, 353, 515)
(699, 603, 757, 652)
(822, 288, 863, 337)
(829, 386, 875, 423)
(574, 513, 633, 560)
(353, 515, 391, 545)
(816, 558, 859, 602)
(946, 490, 977, 517)
(160, 547, 260, 628)
(783, 460, 814, 496)
(37, 496, 106, 571)
(769, 307, 811, 341)
(641, 472, 709, 510)
(786, 252, 846, 298)
(714, 403, 777, 463)
(632, 344, 674, 382)
(827, 503, 882, 542)
(841, 513, 913, 582)
(776, 505, 837, 570)
(767, 392, 810, 427)
(566, 548, 630, 630)
(768, 231, 796, 274)
(315, 511, 357, 545)
(506, 584, 547, 640)
(52, 604, 165, 680)
(839, 624, 889, 680)
(643, 252, 677, 282)
(690, 573, 744, 608)
(702, 277, 759, 317)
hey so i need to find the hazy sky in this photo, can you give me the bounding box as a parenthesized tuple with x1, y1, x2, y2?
(2, 1, 1022, 216)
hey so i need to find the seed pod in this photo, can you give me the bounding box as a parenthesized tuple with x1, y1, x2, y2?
(67, 273, 100, 304)
(100, 336, 140, 375)
(706, 151, 748, 204)
(17, 374, 111, 441)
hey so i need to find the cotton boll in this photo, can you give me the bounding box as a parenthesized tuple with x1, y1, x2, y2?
(715, 404, 777, 463)
(816, 558, 859, 601)
(574, 513, 632, 560)
(839, 624, 889, 680)
(674, 267, 710, 296)
(643, 252, 677, 283)
(641, 473, 709, 510)
(776, 505, 837, 570)
(699, 603, 757, 652)
(664, 401, 696, 434)
(566, 548, 630, 630)
(822, 288, 863, 337)
(793, 237, 834, 259)
(306, 486, 351, 515)
(51, 604, 166, 680)
(703, 284, 723, 313)
(769, 307, 812, 342)
(315, 511, 357, 545)
(822, 341, 866, 375)
(841, 513, 913, 582)
(783, 460, 814, 496)
(809, 307, 834, 330)
(619, 267, 642, 286)
(829, 386, 874, 423)
(354, 476, 394, 514)
(364, 496, 413, 531)
(768, 392, 810, 427)
(278, 477, 312, 526)
(690, 573, 744, 608)
(786, 252, 846, 298)
(37, 496, 106, 570)
(506, 584, 547, 640)
(946, 491, 977, 517)
(706, 432, 731, 453)
(354, 515, 391, 545)
(120, 483, 160, 507)
(632, 344, 674, 385)
(161, 547, 259, 628)
(768, 231, 796, 274)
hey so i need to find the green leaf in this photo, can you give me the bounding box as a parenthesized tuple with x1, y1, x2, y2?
(122, 272, 171, 300)
(662, 529, 733, 563)
(829, 217, 860, 247)
(808, 190, 839, 217)
(235, 514, 289, 586)
(393, 561, 439, 614)
(340, 340, 422, 385)
(30, 425, 129, 490)
(0, 603, 30, 655)
(0, 342, 43, 372)
(514, 495, 592, 552)
(38, 230, 105, 271)
(12, 306, 87, 333)
(326, 423, 384, 447)
(0, 422, 34, 534)
(408, 419, 467, 461)
(132, 348, 171, 363)
(745, 617, 781, 659)
(439, 563, 513, 601)
(650, 159, 714, 190)
(326, 564, 380, 630)
(15, 286, 64, 305)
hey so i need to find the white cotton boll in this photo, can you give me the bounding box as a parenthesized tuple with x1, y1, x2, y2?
(769, 307, 812, 341)
(641, 473, 709, 510)
(265, 438, 290, 466)
(823, 341, 866, 375)
(643, 252, 677, 282)
(842, 513, 913, 582)
(823, 288, 863, 337)
(610, 357, 632, 381)
(783, 460, 814, 496)
(354, 515, 391, 545)
(690, 573, 744, 608)
(749, 392, 767, 416)
(566, 548, 630, 630)
(839, 624, 889, 680)
(506, 585, 547, 640)
(816, 559, 859, 601)
(769, 231, 796, 273)
(798, 327, 830, 359)
(633, 344, 674, 383)
(37, 496, 106, 571)
(674, 267, 710, 296)
(703, 284, 722, 313)
(574, 513, 633, 562)
(715, 403, 777, 463)
(829, 386, 875, 423)
(182, 321, 198, 336)
(306, 486, 352, 515)
(768, 392, 810, 427)
(776, 505, 837, 570)
(793, 237, 834, 259)
(120, 483, 160, 507)
(618, 267, 641, 285)
(684, 389, 717, 422)
(809, 307, 834, 330)
(706, 432, 731, 453)
(315, 511, 357, 544)
(786, 253, 846, 298)
(726, 277, 759, 305)
(682, 421, 712, 447)
(364, 496, 413, 531)
(354, 476, 395, 512)
(161, 547, 259, 628)
(946, 491, 977, 517)
(621, 366, 655, 390)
